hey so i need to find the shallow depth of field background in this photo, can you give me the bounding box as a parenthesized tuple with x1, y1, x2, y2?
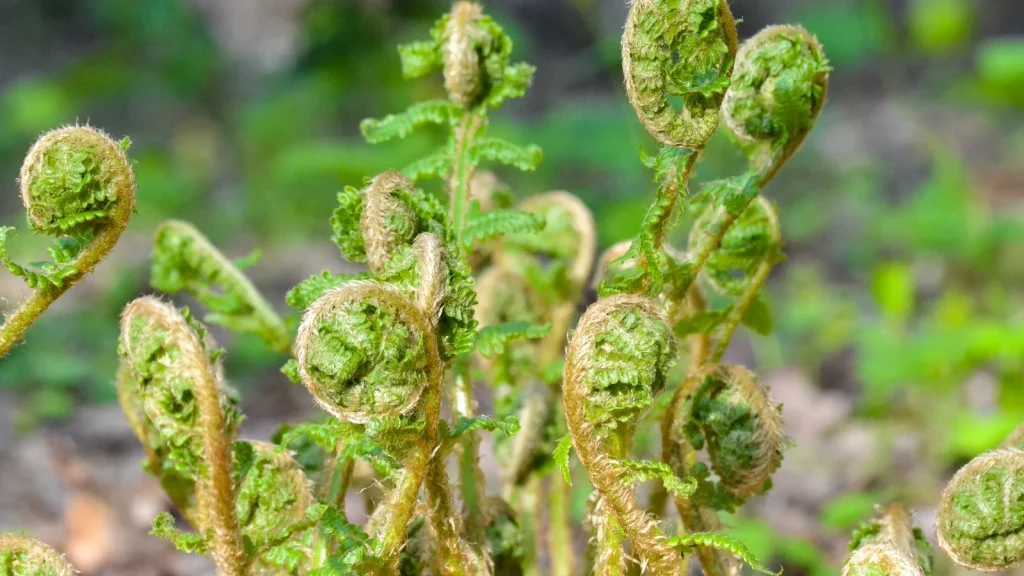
(1, 0, 1023, 574)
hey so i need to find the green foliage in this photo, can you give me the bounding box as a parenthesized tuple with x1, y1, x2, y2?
(150, 220, 291, 352)
(476, 322, 550, 359)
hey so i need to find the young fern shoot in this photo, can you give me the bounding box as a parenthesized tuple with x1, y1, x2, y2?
(843, 505, 933, 576)
(0, 125, 136, 358)
(150, 220, 291, 354)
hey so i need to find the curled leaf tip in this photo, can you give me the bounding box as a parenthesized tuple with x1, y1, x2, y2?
(622, 0, 739, 149)
(295, 281, 433, 424)
(937, 448, 1024, 571)
(722, 25, 830, 172)
(19, 124, 135, 237)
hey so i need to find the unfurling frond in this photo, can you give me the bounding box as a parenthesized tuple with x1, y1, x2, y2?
(151, 220, 291, 353)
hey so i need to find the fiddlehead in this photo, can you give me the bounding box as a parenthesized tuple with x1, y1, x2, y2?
(118, 297, 246, 575)
(360, 2, 542, 247)
(295, 233, 476, 574)
(722, 25, 830, 181)
(0, 535, 76, 576)
(622, 0, 738, 149)
(0, 125, 136, 358)
(936, 448, 1024, 571)
(844, 505, 933, 576)
(562, 295, 683, 574)
(151, 220, 291, 354)
(674, 365, 785, 500)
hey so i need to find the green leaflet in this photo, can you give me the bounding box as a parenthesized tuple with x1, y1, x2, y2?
(469, 138, 542, 171)
(151, 512, 208, 555)
(287, 270, 364, 311)
(402, 152, 452, 182)
(619, 459, 697, 499)
(600, 147, 690, 297)
(150, 220, 290, 353)
(553, 434, 574, 485)
(360, 100, 458, 144)
(669, 532, 781, 576)
(450, 415, 521, 440)
(476, 321, 551, 359)
(0, 227, 85, 289)
(462, 206, 545, 250)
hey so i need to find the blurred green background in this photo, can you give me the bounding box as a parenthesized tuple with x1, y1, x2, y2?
(1, 0, 1024, 572)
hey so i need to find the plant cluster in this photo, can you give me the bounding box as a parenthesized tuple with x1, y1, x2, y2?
(1, 2, 1019, 576)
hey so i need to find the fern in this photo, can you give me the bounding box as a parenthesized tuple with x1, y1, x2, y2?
(476, 322, 551, 358)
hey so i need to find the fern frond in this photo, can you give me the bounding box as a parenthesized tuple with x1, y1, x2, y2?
(476, 321, 551, 359)
(669, 532, 781, 576)
(151, 220, 290, 353)
(450, 415, 521, 439)
(553, 434, 574, 485)
(469, 138, 542, 171)
(286, 270, 364, 311)
(462, 206, 545, 249)
(151, 512, 209, 555)
(361, 100, 459, 144)
(402, 152, 452, 182)
(620, 459, 697, 499)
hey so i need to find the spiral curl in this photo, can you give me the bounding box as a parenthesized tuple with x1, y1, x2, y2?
(844, 505, 932, 576)
(118, 297, 245, 575)
(1, 125, 136, 358)
(722, 25, 830, 176)
(937, 448, 1024, 571)
(295, 281, 433, 425)
(563, 295, 682, 574)
(622, 0, 738, 149)
(0, 534, 77, 576)
(679, 365, 785, 498)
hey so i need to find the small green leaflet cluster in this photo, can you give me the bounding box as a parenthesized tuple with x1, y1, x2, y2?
(669, 532, 781, 576)
(0, 228, 90, 289)
(600, 147, 691, 297)
(150, 220, 291, 353)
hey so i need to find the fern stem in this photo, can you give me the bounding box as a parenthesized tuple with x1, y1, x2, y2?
(549, 461, 575, 576)
(454, 362, 487, 547)
(448, 110, 486, 241)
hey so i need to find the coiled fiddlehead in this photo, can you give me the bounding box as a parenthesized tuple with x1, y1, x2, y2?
(295, 232, 474, 574)
(936, 447, 1024, 570)
(118, 297, 246, 576)
(150, 220, 291, 354)
(0, 125, 136, 358)
(722, 25, 830, 181)
(843, 505, 933, 576)
(562, 295, 683, 574)
(622, 0, 738, 150)
(0, 535, 76, 576)
(673, 365, 785, 500)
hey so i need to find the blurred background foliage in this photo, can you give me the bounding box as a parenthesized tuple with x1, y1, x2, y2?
(1, 0, 1024, 572)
